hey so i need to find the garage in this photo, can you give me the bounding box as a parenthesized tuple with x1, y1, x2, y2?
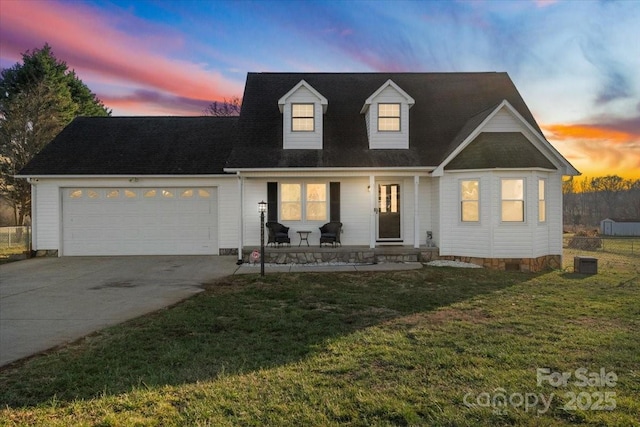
(62, 187, 218, 256)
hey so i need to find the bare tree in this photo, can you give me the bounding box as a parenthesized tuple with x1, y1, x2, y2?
(203, 96, 241, 116)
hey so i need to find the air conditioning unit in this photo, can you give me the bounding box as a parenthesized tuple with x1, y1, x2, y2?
(574, 256, 598, 274)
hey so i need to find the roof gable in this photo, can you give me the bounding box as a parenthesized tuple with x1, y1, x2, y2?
(278, 80, 328, 113)
(433, 100, 579, 176)
(360, 79, 415, 114)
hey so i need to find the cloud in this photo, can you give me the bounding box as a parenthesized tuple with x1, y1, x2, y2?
(100, 90, 213, 116)
(542, 119, 640, 179)
(0, 0, 243, 111)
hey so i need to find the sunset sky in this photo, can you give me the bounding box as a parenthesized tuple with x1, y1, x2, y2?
(1, 0, 638, 180)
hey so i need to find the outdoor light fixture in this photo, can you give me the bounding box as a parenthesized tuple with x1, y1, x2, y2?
(258, 201, 267, 276)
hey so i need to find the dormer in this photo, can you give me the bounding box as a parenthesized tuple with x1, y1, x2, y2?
(360, 79, 414, 149)
(278, 80, 328, 149)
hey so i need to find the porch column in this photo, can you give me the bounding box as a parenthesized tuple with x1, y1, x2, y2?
(369, 175, 375, 249)
(414, 175, 420, 249)
(237, 173, 244, 264)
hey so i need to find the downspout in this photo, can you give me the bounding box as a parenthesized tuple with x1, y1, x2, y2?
(236, 172, 244, 264)
(28, 178, 37, 254)
(414, 175, 420, 249)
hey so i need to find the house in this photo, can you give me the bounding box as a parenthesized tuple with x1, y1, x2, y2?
(18, 72, 579, 271)
(601, 218, 640, 236)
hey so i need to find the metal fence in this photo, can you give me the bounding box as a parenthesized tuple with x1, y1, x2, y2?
(563, 235, 639, 273)
(0, 226, 31, 252)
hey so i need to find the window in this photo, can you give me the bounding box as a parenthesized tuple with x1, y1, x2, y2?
(87, 190, 99, 199)
(198, 189, 211, 198)
(106, 189, 119, 199)
(280, 183, 328, 221)
(292, 103, 314, 131)
(70, 189, 83, 198)
(144, 189, 157, 198)
(162, 189, 174, 198)
(281, 184, 302, 220)
(125, 190, 136, 198)
(538, 179, 546, 222)
(461, 180, 479, 222)
(378, 103, 400, 131)
(501, 179, 525, 222)
(306, 183, 327, 221)
(181, 189, 194, 198)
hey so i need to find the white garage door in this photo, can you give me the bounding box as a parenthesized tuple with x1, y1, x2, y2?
(62, 187, 217, 256)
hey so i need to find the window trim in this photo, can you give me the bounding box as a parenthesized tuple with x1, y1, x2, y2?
(291, 103, 315, 132)
(377, 103, 401, 132)
(501, 178, 526, 223)
(460, 179, 480, 223)
(279, 182, 328, 222)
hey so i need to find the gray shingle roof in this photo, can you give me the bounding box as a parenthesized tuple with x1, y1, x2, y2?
(226, 72, 544, 169)
(20, 72, 549, 175)
(19, 116, 237, 175)
(445, 132, 556, 170)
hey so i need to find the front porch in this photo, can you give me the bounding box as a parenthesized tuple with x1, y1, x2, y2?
(242, 245, 440, 265)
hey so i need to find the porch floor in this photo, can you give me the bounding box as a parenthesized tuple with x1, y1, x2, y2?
(242, 244, 439, 264)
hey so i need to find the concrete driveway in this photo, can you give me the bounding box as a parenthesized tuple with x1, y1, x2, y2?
(0, 256, 239, 367)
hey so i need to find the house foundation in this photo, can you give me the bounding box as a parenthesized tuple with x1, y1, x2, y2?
(244, 246, 561, 273)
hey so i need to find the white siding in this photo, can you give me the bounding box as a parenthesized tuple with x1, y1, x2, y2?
(430, 178, 440, 246)
(31, 177, 237, 255)
(282, 85, 324, 149)
(418, 177, 435, 246)
(482, 109, 524, 132)
(367, 86, 410, 149)
(243, 178, 371, 246)
(339, 178, 370, 245)
(32, 182, 61, 251)
(217, 182, 240, 250)
(439, 170, 563, 258)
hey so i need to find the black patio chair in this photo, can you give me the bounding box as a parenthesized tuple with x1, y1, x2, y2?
(265, 222, 291, 247)
(319, 221, 342, 247)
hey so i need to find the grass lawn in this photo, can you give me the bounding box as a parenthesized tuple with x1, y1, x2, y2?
(1, 251, 638, 426)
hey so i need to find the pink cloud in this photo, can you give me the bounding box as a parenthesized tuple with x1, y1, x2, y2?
(0, 1, 243, 106)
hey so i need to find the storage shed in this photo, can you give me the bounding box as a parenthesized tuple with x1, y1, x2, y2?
(600, 218, 640, 237)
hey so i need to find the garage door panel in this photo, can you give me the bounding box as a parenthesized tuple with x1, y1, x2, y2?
(62, 187, 218, 255)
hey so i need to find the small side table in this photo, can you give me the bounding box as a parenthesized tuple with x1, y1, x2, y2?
(297, 230, 311, 247)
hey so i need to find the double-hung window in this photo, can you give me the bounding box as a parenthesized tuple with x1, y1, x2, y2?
(378, 103, 400, 131)
(461, 180, 480, 222)
(501, 179, 525, 222)
(292, 103, 314, 132)
(280, 183, 327, 221)
(538, 179, 546, 222)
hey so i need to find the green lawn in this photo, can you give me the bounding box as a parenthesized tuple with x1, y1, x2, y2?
(1, 251, 638, 426)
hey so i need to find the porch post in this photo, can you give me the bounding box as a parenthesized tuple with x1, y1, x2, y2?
(236, 173, 244, 264)
(414, 175, 420, 249)
(369, 175, 375, 249)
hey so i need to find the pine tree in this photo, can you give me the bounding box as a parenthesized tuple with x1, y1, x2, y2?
(0, 44, 111, 225)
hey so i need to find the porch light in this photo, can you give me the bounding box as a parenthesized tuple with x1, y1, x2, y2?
(258, 201, 267, 276)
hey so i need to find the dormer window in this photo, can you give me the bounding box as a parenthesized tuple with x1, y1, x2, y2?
(361, 79, 414, 149)
(278, 80, 328, 149)
(378, 103, 400, 131)
(292, 103, 314, 132)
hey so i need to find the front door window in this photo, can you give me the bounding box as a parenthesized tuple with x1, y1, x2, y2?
(378, 184, 401, 240)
